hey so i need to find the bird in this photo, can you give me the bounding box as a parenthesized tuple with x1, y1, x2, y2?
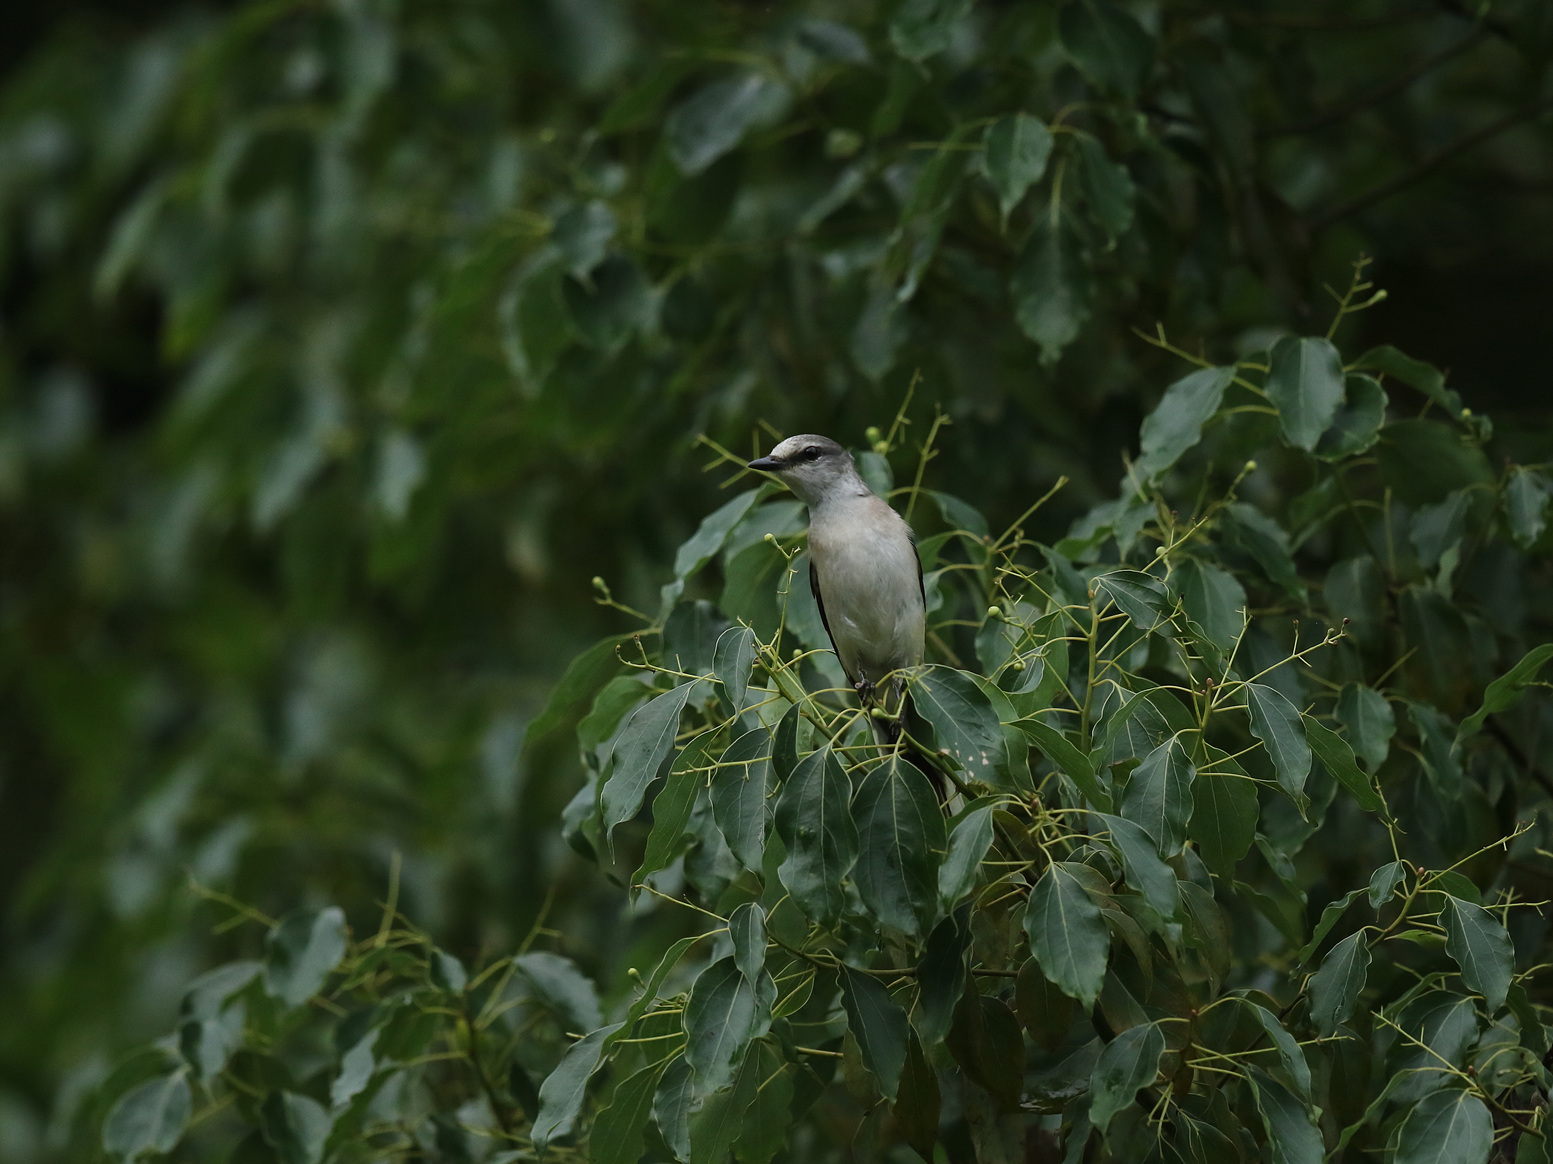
(747, 434, 926, 749)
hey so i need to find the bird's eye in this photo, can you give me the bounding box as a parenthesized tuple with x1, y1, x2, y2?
(803, 446, 821, 461)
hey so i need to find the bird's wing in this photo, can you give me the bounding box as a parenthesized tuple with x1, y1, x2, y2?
(809, 558, 851, 683)
(909, 528, 924, 606)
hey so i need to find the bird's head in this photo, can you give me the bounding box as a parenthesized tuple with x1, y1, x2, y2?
(747, 434, 860, 507)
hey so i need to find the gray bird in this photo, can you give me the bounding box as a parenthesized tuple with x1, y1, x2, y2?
(747, 435, 925, 739)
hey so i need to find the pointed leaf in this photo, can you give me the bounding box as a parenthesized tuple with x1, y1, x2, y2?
(684, 957, 774, 1098)
(1302, 717, 1381, 811)
(853, 757, 946, 937)
(1310, 931, 1370, 1037)
(532, 1023, 624, 1149)
(733, 1041, 793, 1164)
(1023, 719, 1112, 810)
(1088, 1022, 1164, 1133)
(1058, 0, 1153, 96)
(1026, 862, 1109, 1006)
(1188, 746, 1258, 878)
(1394, 1089, 1493, 1164)
(1135, 366, 1234, 483)
(591, 1060, 668, 1164)
(915, 913, 968, 1048)
(983, 113, 1053, 220)
(1442, 895, 1513, 1011)
(1246, 1068, 1322, 1164)
(1459, 643, 1553, 742)
(1119, 737, 1195, 855)
(264, 907, 348, 1008)
(711, 727, 772, 872)
(636, 731, 717, 884)
(729, 903, 766, 983)
(103, 1073, 192, 1161)
(1315, 373, 1388, 461)
(1011, 217, 1089, 364)
(775, 744, 857, 927)
(1266, 336, 1345, 451)
(1075, 133, 1134, 237)
(938, 804, 995, 910)
(1245, 683, 1311, 803)
(1171, 558, 1245, 652)
(1099, 814, 1179, 920)
(601, 683, 695, 845)
(665, 74, 790, 176)
(893, 1032, 941, 1160)
(839, 966, 910, 1100)
(1337, 683, 1394, 770)
(713, 625, 758, 713)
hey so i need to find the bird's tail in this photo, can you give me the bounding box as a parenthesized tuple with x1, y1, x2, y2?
(874, 707, 947, 802)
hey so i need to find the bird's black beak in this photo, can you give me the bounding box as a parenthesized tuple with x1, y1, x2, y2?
(747, 456, 781, 472)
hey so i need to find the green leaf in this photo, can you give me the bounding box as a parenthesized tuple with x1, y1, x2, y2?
(1337, 683, 1395, 770)
(1011, 216, 1089, 364)
(1241, 1002, 1312, 1100)
(732, 1041, 793, 1164)
(1265, 336, 1346, 452)
(1377, 419, 1493, 507)
(1099, 814, 1179, 920)
(853, 756, 946, 937)
(684, 957, 775, 1097)
(1088, 1022, 1164, 1133)
(1309, 931, 1370, 1037)
(331, 1029, 378, 1110)
(1058, 0, 1153, 96)
(666, 489, 761, 608)
(983, 113, 1053, 221)
(1026, 862, 1109, 1007)
(1119, 737, 1195, 856)
(1352, 345, 1465, 418)
(532, 1023, 624, 1149)
(1506, 467, 1551, 548)
(938, 804, 995, 911)
(1221, 503, 1304, 598)
(712, 625, 757, 713)
(1246, 1068, 1322, 1164)
(1094, 569, 1172, 633)
(1302, 717, 1381, 811)
(1370, 861, 1407, 907)
(636, 731, 718, 885)
(1245, 683, 1311, 804)
(1459, 643, 1553, 742)
(911, 667, 1014, 788)
(1297, 889, 1364, 965)
(589, 1060, 667, 1164)
(688, 1041, 761, 1164)
(729, 902, 766, 983)
(927, 489, 991, 539)
(1015, 958, 1074, 1051)
(1023, 719, 1113, 811)
(652, 1055, 693, 1161)
(665, 73, 790, 175)
(259, 1093, 333, 1164)
(1074, 133, 1135, 238)
(600, 683, 694, 846)
(839, 966, 910, 1100)
(1134, 366, 1234, 483)
(1410, 701, 1465, 797)
(1394, 1088, 1493, 1164)
(1172, 558, 1246, 653)
(1188, 746, 1258, 878)
(264, 907, 348, 1008)
(893, 1032, 941, 1160)
(103, 1073, 192, 1161)
(915, 913, 968, 1048)
(711, 728, 772, 873)
(890, 0, 971, 61)
(1315, 373, 1388, 461)
(720, 539, 789, 640)
(946, 991, 1024, 1112)
(515, 951, 604, 1032)
(1411, 489, 1472, 570)
(1441, 895, 1513, 1011)
(775, 744, 858, 927)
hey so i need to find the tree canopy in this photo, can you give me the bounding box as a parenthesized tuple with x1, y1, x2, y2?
(2, 1, 1553, 1162)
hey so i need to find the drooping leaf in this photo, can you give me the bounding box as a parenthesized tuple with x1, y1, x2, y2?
(1241, 1002, 1312, 1101)
(1221, 502, 1304, 598)
(590, 1060, 668, 1164)
(684, 956, 775, 1097)
(1352, 345, 1465, 418)
(982, 113, 1053, 221)
(103, 1073, 192, 1161)
(1505, 466, 1552, 548)
(853, 756, 946, 937)
(1188, 746, 1258, 878)
(1244, 683, 1311, 804)
(839, 966, 910, 1100)
(1119, 737, 1195, 856)
(652, 1055, 694, 1161)
(1023, 719, 1113, 810)
(636, 731, 718, 885)
(665, 73, 790, 176)
(1134, 366, 1234, 483)
(1393, 1088, 1493, 1164)
(1441, 895, 1513, 1011)
(1411, 489, 1472, 571)
(712, 625, 758, 713)
(945, 990, 1024, 1112)
(937, 804, 995, 911)
(711, 727, 772, 873)
(264, 907, 348, 1008)
(1310, 931, 1370, 1037)
(531, 1023, 624, 1149)
(1458, 643, 1553, 742)
(1302, 717, 1382, 811)
(687, 1041, 761, 1164)
(1026, 862, 1109, 1007)
(331, 1029, 378, 1111)
(729, 902, 766, 984)
(514, 951, 605, 1032)
(1058, 0, 1154, 96)
(1015, 958, 1074, 1051)
(893, 1032, 941, 1160)
(1088, 1022, 1163, 1133)
(915, 912, 969, 1048)
(1245, 1068, 1322, 1164)
(1099, 814, 1180, 920)
(1011, 215, 1089, 364)
(890, 0, 972, 61)
(1377, 419, 1493, 507)
(1171, 557, 1246, 652)
(258, 1091, 333, 1164)
(600, 683, 695, 846)
(1410, 701, 1465, 797)
(1094, 569, 1172, 633)
(911, 666, 1015, 788)
(1074, 133, 1135, 238)
(774, 745, 858, 927)
(732, 1040, 793, 1164)
(1265, 335, 1346, 452)
(1337, 683, 1395, 770)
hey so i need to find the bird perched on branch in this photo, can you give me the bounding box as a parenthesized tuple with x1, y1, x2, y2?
(748, 434, 925, 747)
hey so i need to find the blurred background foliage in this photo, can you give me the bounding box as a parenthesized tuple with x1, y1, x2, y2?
(2, 0, 1552, 1158)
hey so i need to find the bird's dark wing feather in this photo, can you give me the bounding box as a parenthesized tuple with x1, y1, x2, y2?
(910, 528, 924, 606)
(809, 559, 851, 683)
